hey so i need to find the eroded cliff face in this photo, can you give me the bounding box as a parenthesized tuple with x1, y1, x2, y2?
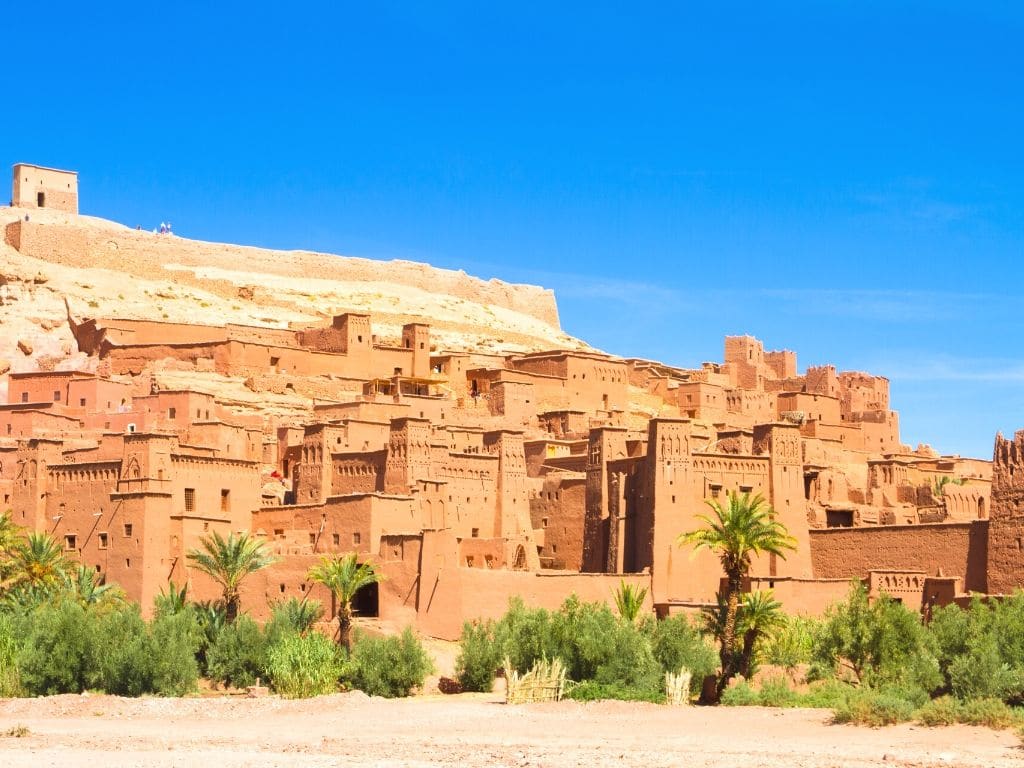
(0, 205, 586, 398)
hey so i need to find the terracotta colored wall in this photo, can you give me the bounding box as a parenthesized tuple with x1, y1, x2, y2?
(809, 521, 988, 592)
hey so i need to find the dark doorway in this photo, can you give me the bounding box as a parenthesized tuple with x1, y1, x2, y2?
(353, 580, 379, 617)
(37, 192, 45, 208)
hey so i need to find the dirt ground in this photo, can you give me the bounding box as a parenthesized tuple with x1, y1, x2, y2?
(0, 692, 1020, 768)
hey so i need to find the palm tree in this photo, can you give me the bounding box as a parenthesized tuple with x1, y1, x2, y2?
(186, 531, 275, 623)
(62, 565, 126, 611)
(307, 553, 382, 651)
(2, 531, 70, 593)
(677, 491, 796, 702)
(736, 590, 785, 680)
(613, 580, 649, 623)
(0, 511, 22, 586)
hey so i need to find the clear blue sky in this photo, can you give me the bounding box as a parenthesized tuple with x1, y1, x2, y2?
(4, 2, 1022, 459)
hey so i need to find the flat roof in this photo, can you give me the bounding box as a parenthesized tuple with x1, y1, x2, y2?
(13, 163, 78, 176)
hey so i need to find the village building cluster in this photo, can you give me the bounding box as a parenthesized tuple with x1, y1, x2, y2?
(0, 165, 1013, 638)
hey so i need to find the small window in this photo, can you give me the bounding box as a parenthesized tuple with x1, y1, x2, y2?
(184, 488, 195, 512)
(280, 583, 286, 593)
(273, 528, 284, 537)
(125, 558, 131, 568)
(309, 533, 316, 544)
(353, 532, 362, 545)
(64, 535, 77, 550)
(471, 527, 479, 538)
(168, 407, 176, 419)
(37, 191, 46, 207)
(20, 392, 28, 403)
(123, 523, 133, 537)
(54, 390, 61, 402)
(220, 489, 230, 512)
(98, 533, 108, 549)
(332, 533, 340, 545)
(80, 398, 87, 407)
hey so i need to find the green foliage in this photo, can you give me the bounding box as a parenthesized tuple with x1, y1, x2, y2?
(205, 615, 267, 689)
(955, 697, 1024, 729)
(267, 631, 345, 698)
(812, 581, 940, 693)
(455, 619, 500, 693)
(915, 695, 961, 726)
(720, 679, 760, 706)
(647, 614, 718, 694)
(761, 614, 819, 671)
(17, 600, 98, 695)
(757, 676, 800, 707)
(154, 580, 190, 618)
(186, 531, 275, 621)
(832, 687, 917, 726)
(347, 628, 433, 698)
(0, 613, 25, 696)
(148, 610, 202, 696)
(307, 553, 382, 649)
(613, 580, 648, 623)
(492, 598, 553, 674)
(265, 597, 324, 647)
(92, 606, 153, 696)
(565, 680, 665, 703)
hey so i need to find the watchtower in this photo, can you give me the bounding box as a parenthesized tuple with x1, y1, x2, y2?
(12, 163, 78, 213)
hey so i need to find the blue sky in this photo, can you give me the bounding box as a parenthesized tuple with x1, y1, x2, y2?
(3, 2, 1022, 458)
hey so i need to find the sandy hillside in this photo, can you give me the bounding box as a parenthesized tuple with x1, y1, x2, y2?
(0, 693, 1018, 768)
(0, 206, 590, 396)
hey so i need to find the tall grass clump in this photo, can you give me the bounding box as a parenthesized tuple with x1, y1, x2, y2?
(455, 619, 500, 692)
(267, 631, 344, 698)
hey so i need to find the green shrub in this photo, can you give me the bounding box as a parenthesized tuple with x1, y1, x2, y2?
(267, 631, 344, 698)
(795, 678, 854, 709)
(758, 676, 799, 707)
(266, 598, 323, 641)
(455, 620, 500, 693)
(720, 679, 760, 706)
(18, 601, 99, 695)
(832, 688, 916, 726)
(647, 615, 718, 694)
(0, 613, 25, 697)
(591, 619, 662, 696)
(93, 607, 152, 696)
(492, 598, 552, 675)
(205, 616, 267, 689)
(348, 628, 433, 698)
(916, 695, 961, 727)
(762, 615, 819, 672)
(956, 697, 1024, 729)
(148, 611, 201, 696)
(565, 680, 665, 703)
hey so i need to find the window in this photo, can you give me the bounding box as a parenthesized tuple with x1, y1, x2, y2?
(80, 398, 86, 407)
(352, 532, 362, 545)
(168, 407, 176, 420)
(220, 489, 230, 512)
(471, 528, 479, 538)
(332, 533, 340, 545)
(309, 533, 316, 544)
(184, 488, 195, 512)
(20, 392, 28, 403)
(54, 389, 62, 400)
(123, 523, 133, 537)
(37, 191, 45, 207)
(98, 533, 108, 549)
(280, 584, 286, 593)
(64, 535, 77, 550)
(125, 558, 131, 568)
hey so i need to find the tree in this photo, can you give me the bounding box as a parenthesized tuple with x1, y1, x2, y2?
(0, 511, 22, 586)
(613, 580, 649, 623)
(186, 531, 275, 623)
(307, 553, 382, 651)
(736, 590, 785, 680)
(677, 491, 797, 703)
(62, 565, 126, 611)
(2, 531, 70, 594)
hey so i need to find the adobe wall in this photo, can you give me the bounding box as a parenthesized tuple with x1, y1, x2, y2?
(809, 521, 988, 592)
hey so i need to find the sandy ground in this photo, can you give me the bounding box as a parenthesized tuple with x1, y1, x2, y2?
(0, 692, 1020, 768)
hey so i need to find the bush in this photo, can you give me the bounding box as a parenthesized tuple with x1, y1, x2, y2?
(205, 616, 267, 689)
(266, 598, 323, 641)
(267, 631, 344, 698)
(348, 628, 433, 698)
(455, 620, 500, 693)
(565, 680, 664, 703)
(832, 688, 916, 726)
(796, 679, 854, 709)
(92, 607, 152, 696)
(762, 614, 819, 672)
(18, 600, 99, 695)
(956, 697, 1024, 729)
(0, 613, 25, 697)
(647, 615, 718, 694)
(148, 611, 201, 696)
(916, 695, 961, 727)
(720, 680, 760, 706)
(492, 598, 552, 675)
(758, 676, 799, 708)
